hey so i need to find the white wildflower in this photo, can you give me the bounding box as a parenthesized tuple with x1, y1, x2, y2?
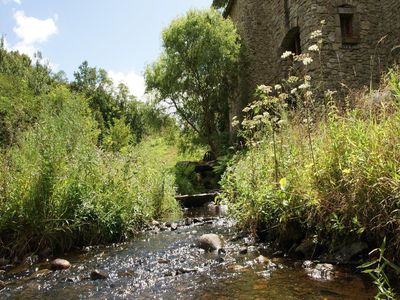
(299, 83, 310, 89)
(231, 120, 240, 127)
(242, 106, 251, 113)
(288, 76, 299, 83)
(281, 51, 294, 59)
(303, 57, 313, 65)
(320, 20, 326, 25)
(308, 44, 319, 52)
(279, 93, 289, 100)
(310, 30, 322, 39)
(274, 84, 282, 90)
(306, 91, 313, 97)
(304, 75, 312, 81)
(290, 88, 298, 94)
(325, 89, 337, 97)
(259, 85, 273, 94)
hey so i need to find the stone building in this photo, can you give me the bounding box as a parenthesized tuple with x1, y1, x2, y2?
(224, 0, 400, 119)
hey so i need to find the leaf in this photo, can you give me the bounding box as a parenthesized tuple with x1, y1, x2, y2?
(279, 177, 288, 191)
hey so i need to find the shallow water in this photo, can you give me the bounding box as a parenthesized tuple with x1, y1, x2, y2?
(1, 204, 375, 299)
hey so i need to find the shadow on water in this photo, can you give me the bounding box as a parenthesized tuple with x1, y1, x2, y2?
(1, 203, 375, 299)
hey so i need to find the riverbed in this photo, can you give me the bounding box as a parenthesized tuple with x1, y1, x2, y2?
(1, 204, 375, 299)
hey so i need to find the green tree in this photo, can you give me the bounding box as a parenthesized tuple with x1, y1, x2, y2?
(145, 9, 241, 155)
(71, 61, 121, 141)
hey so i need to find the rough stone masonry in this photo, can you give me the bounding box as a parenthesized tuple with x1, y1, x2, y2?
(224, 0, 400, 122)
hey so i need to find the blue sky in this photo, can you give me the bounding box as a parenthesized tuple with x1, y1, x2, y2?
(0, 0, 212, 98)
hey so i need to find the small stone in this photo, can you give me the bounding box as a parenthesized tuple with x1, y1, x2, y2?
(184, 218, 193, 226)
(170, 223, 178, 231)
(151, 220, 160, 226)
(193, 217, 204, 223)
(239, 247, 248, 255)
(197, 234, 223, 251)
(90, 269, 109, 280)
(51, 258, 71, 270)
(306, 263, 335, 280)
(302, 260, 313, 268)
(255, 255, 269, 264)
(159, 225, 168, 231)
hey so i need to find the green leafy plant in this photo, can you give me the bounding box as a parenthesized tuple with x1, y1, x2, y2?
(359, 238, 400, 300)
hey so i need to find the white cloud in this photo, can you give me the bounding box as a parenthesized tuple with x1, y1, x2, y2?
(12, 10, 58, 57)
(2, 0, 21, 5)
(108, 70, 146, 100)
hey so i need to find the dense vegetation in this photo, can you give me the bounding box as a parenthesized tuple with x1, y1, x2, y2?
(0, 42, 182, 259)
(219, 34, 400, 267)
(146, 9, 242, 155)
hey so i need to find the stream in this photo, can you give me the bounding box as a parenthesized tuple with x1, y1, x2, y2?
(1, 204, 375, 299)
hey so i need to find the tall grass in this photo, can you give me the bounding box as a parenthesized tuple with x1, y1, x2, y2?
(220, 64, 400, 262)
(0, 87, 180, 258)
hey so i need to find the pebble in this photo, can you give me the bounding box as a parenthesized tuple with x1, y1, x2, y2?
(90, 269, 109, 280)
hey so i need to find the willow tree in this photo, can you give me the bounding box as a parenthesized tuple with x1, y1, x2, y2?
(145, 9, 241, 155)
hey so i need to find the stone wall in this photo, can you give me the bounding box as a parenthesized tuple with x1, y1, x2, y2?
(228, 0, 400, 105)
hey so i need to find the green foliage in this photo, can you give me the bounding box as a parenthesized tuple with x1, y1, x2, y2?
(103, 118, 134, 153)
(359, 238, 400, 300)
(146, 8, 242, 155)
(0, 48, 182, 259)
(71, 61, 177, 147)
(174, 164, 198, 195)
(0, 87, 180, 258)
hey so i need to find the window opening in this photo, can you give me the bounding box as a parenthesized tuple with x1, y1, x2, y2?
(338, 5, 358, 45)
(282, 27, 302, 55)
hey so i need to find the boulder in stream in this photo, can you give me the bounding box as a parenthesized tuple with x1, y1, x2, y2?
(197, 234, 223, 252)
(50, 258, 71, 270)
